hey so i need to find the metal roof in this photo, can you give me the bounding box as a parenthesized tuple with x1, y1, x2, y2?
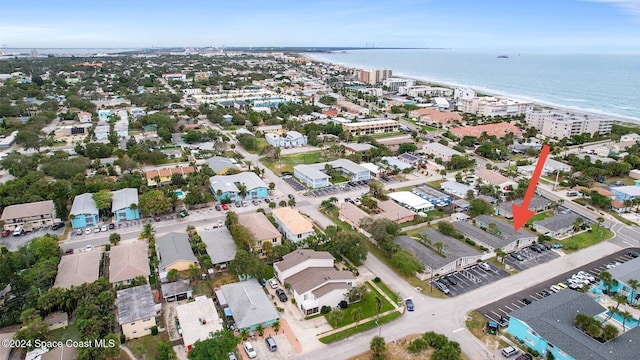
(111, 188, 139, 213)
(69, 193, 99, 216)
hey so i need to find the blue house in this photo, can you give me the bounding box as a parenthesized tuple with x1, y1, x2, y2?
(599, 257, 640, 306)
(411, 185, 451, 206)
(507, 291, 640, 360)
(610, 185, 640, 202)
(70, 193, 99, 229)
(112, 188, 140, 222)
(209, 172, 268, 202)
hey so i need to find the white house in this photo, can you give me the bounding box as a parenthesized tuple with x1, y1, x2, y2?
(273, 250, 355, 315)
(271, 207, 315, 242)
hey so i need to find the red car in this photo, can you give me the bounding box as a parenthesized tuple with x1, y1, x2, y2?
(1, 230, 10, 237)
(221, 204, 229, 211)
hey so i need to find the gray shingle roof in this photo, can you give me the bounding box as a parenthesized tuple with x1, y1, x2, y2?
(117, 284, 156, 324)
(200, 228, 237, 265)
(608, 257, 640, 284)
(70, 193, 98, 216)
(533, 213, 581, 232)
(161, 279, 192, 298)
(111, 188, 139, 213)
(396, 229, 481, 270)
(285, 267, 355, 295)
(0, 200, 55, 221)
(206, 156, 240, 173)
(474, 215, 537, 242)
(453, 221, 506, 249)
(156, 232, 197, 271)
(509, 291, 640, 360)
(220, 279, 280, 330)
(274, 249, 334, 273)
(498, 197, 550, 213)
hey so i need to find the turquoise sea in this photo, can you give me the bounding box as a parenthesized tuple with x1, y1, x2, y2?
(306, 49, 640, 122)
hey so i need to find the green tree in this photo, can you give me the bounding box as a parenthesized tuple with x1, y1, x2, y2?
(370, 336, 386, 360)
(167, 269, 179, 282)
(109, 233, 121, 246)
(92, 189, 113, 217)
(469, 198, 493, 217)
(398, 142, 417, 154)
(351, 307, 363, 328)
(391, 249, 425, 275)
(620, 310, 634, 332)
(272, 319, 280, 334)
(139, 189, 172, 216)
(157, 341, 177, 360)
(602, 324, 619, 341)
(368, 180, 386, 200)
(627, 279, 639, 304)
(188, 330, 239, 360)
(326, 309, 344, 328)
(139, 223, 156, 241)
(14, 310, 48, 351)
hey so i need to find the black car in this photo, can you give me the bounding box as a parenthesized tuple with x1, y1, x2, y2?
(264, 198, 271, 203)
(405, 298, 414, 311)
(288, 194, 295, 200)
(275, 288, 288, 302)
(521, 298, 532, 305)
(446, 275, 458, 286)
(540, 289, 552, 297)
(542, 243, 551, 250)
(529, 245, 542, 253)
(440, 277, 452, 286)
(51, 222, 65, 230)
(627, 251, 639, 258)
(215, 204, 222, 211)
(510, 252, 525, 261)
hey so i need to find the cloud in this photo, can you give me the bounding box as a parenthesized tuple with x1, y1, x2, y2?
(586, 0, 640, 17)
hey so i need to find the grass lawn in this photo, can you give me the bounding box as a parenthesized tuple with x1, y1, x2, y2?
(428, 180, 443, 188)
(127, 332, 172, 360)
(319, 311, 402, 344)
(243, 138, 268, 154)
(465, 311, 510, 351)
(325, 284, 394, 328)
(320, 207, 354, 231)
(561, 225, 613, 253)
(389, 185, 415, 192)
(606, 176, 635, 186)
(261, 151, 325, 174)
(526, 211, 551, 225)
(192, 279, 214, 297)
(373, 280, 401, 304)
(50, 324, 80, 341)
(370, 131, 403, 139)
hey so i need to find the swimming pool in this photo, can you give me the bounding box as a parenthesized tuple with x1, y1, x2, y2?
(175, 190, 185, 199)
(606, 311, 639, 329)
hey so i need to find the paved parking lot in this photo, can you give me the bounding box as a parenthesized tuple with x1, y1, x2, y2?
(303, 180, 371, 197)
(0, 225, 65, 250)
(477, 248, 640, 327)
(429, 262, 510, 297)
(282, 176, 306, 191)
(503, 246, 561, 271)
(238, 333, 295, 360)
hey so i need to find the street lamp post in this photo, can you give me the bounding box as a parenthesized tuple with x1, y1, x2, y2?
(375, 320, 381, 337)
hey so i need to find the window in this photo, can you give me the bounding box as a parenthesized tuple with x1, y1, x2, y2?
(272, 238, 278, 243)
(130, 322, 136, 325)
(257, 240, 262, 246)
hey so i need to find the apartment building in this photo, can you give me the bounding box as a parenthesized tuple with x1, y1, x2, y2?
(342, 119, 399, 136)
(358, 69, 392, 85)
(382, 77, 415, 91)
(399, 86, 453, 97)
(457, 96, 533, 117)
(525, 111, 613, 138)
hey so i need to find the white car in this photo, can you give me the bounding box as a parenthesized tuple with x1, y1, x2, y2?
(93, 226, 100, 233)
(577, 271, 595, 282)
(243, 342, 257, 359)
(549, 285, 562, 293)
(572, 274, 590, 285)
(85, 228, 92, 235)
(85, 244, 93, 252)
(478, 262, 492, 271)
(101, 225, 107, 232)
(269, 279, 278, 289)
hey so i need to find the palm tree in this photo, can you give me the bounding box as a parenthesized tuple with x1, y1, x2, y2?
(374, 296, 382, 322)
(240, 328, 249, 341)
(620, 310, 634, 332)
(600, 271, 613, 295)
(237, 183, 247, 200)
(602, 323, 619, 341)
(487, 222, 499, 235)
(602, 305, 618, 324)
(139, 223, 155, 241)
(272, 319, 280, 334)
(370, 336, 386, 359)
(573, 217, 584, 232)
(256, 323, 264, 337)
(434, 241, 444, 255)
(351, 307, 363, 328)
(627, 279, 639, 305)
(596, 216, 605, 228)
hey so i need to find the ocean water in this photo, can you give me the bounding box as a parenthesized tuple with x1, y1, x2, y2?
(307, 49, 640, 122)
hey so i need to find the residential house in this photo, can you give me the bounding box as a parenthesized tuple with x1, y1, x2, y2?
(1, 200, 56, 231)
(206, 156, 242, 175)
(70, 193, 99, 229)
(294, 159, 370, 189)
(176, 297, 223, 351)
(422, 142, 463, 162)
(220, 279, 280, 330)
(156, 232, 198, 277)
(265, 131, 308, 148)
(610, 185, 640, 202)
(44, 312, 69, 331)
(111, 188, 140, 222)
(397, 153, 425, 168)
(380, 156, 413, 171)
(395, 229, 482, 280)
(256, 124, 284, 135)
(209, 172, 268, 202)
(273, 250, 355, 315)
(495, 197, 550, 219)
(508, 291, 640, 360)
(109, 242, 150, 286)
(387, 192, 435, 212)
(412, 185, 451, 206)
(599, 257, 640, 306)
(238, 212, 282, 255)
(472, 215, 538, 252)
(611, 200, 631, 213)
(271, 207, 315, 242)
(78, 111, 92, 123)
(144, 166, 195, 187)
(54, 251, 102, 289)
(200, 228, 237, 269)
(117, 284, 157, 339)
(531, 213, 582, 238)
(344, 142, 375, 155)
(476, 169, 518, 193)
(440, 181, 477, 199)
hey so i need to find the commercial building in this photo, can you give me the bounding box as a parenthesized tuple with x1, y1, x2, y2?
(220, 279, 280, 330)
(396, 229, 483, 280)
(156, 232, 198, 275)
(208, 172, 269, 202)
(200, 228, 237, 269)
(54, 251, 102, 289)
(525, 111, 613, 138)
(111, 188, 140, 222)
(70, 193, 99, 229)
(176, 297, 223, 351)
(272, 207, 315, 242)
(344, 142, 376, 155)
(440, 181, 477, 199)
(1, 200, 56, 231)
(507, 291, 640, 360)
(531, 213, 582, 238)
(274, 250, 355, 315)
(457, 96, 533, 117)
(412, 185, 451, 206)
(237, 212, 282, 255)
(342, 119, 399, 137)
(117, 284, 157, 339)
(109, 242, 150, 286)
(387, 191, 435, 212)
(422, 142, 463, 162)
(358, 69, 392, 85)
(294, 159, 370, 189)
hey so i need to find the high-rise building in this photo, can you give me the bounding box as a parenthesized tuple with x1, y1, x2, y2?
(525, 111, 612, 138)
(358, 69, 392, 85)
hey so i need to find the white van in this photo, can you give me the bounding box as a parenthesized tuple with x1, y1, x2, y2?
(12, 226, 23, 236)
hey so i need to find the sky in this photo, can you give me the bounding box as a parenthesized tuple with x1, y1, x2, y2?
(1, 0, 640, 52)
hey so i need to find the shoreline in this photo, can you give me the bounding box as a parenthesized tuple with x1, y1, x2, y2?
(299, 52, 640, 125)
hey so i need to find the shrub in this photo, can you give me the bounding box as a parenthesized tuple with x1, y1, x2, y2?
(373, 277, 381, 283)
(321, 306, 331, 314)
(407, 338, 429, 353)
(151, 326, 158, 335)
(120, 334, 126, 344)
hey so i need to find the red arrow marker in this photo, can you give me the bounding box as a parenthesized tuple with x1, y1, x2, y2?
(512, 144, 551, 232)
